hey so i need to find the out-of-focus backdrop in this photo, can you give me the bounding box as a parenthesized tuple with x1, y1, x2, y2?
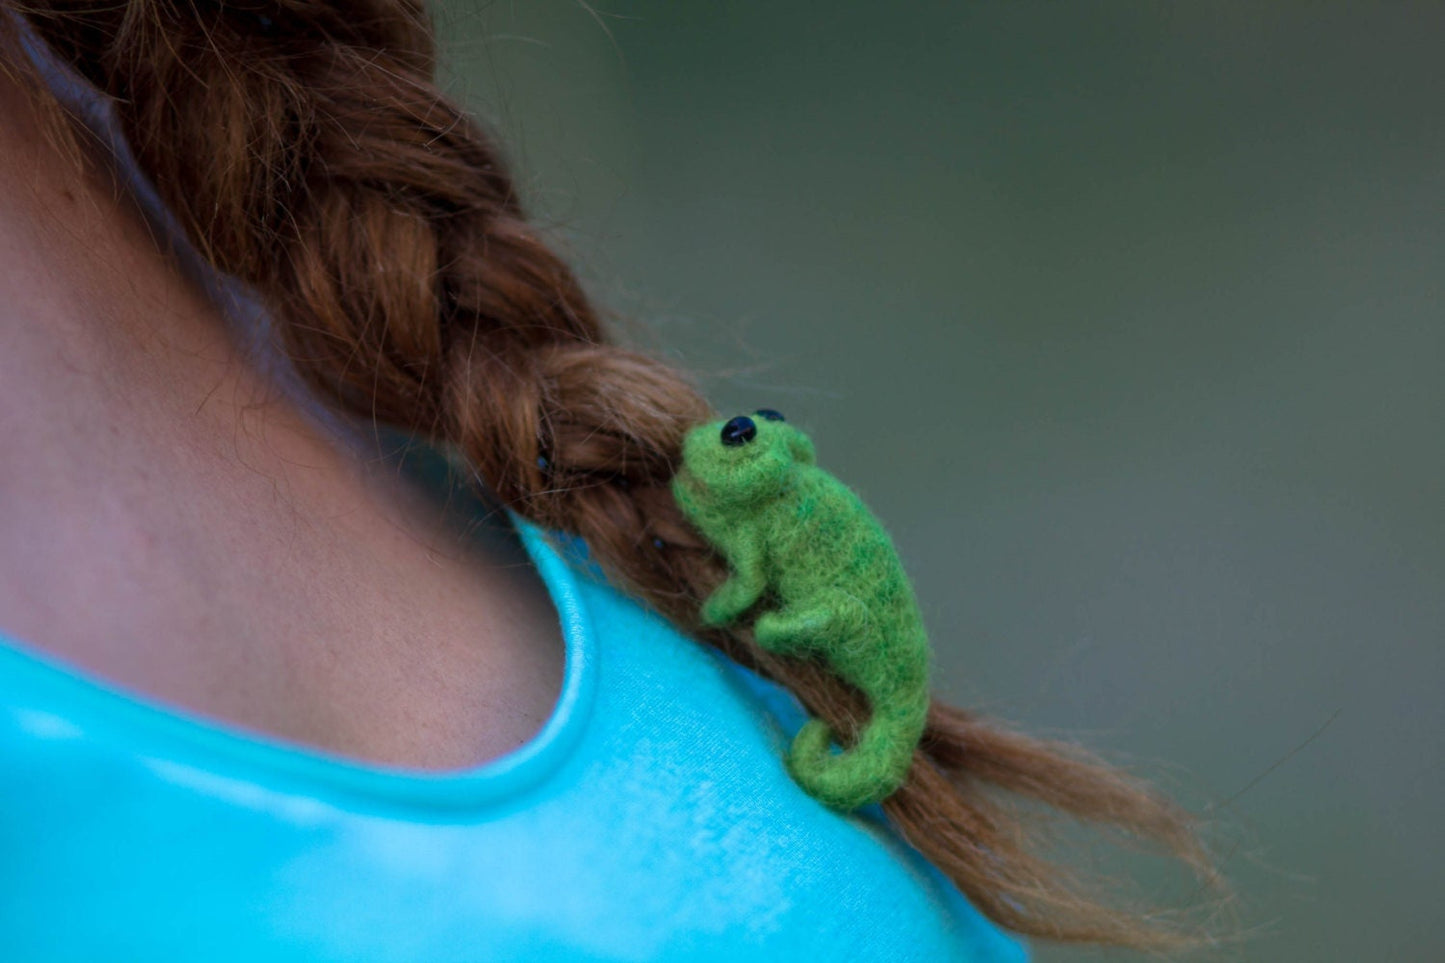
(435, 3, 1441, 959)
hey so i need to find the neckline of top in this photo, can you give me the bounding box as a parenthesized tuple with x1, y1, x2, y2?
(5, 16, 599, 814)
(0, 510, 599, 814)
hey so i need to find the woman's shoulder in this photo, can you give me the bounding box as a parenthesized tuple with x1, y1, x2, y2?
(539, 530, 1031, 961)
(0, 518, 1027, 962)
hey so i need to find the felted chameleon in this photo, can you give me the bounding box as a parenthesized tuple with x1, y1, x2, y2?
(671, 409, 931, 811)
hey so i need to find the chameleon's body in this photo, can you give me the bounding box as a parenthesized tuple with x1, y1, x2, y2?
(671, 412, 931, 811)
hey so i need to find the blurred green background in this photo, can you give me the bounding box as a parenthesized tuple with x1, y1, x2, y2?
(434, 2, 1442, 959)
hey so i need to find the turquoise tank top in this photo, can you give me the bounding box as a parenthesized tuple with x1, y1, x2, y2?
(2, 14, 1031, 961)
(0, 502, 1028, 961)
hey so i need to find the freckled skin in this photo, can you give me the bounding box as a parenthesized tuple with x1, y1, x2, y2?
(672, 413, 931, 811)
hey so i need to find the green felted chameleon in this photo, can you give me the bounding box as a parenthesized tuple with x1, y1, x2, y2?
(671, 409, 931, 811)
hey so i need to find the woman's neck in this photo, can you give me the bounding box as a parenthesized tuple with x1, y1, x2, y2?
(0, 62, 564, 770)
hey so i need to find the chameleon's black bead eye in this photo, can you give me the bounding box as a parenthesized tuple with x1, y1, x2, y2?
(720, 415, 758, 447)
(754, 408, 786, 423)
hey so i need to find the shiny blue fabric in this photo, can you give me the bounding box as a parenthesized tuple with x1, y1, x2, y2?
(0, 509, 1029, 961)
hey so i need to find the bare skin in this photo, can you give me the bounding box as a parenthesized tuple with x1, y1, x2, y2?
(0, 63, 564, 771)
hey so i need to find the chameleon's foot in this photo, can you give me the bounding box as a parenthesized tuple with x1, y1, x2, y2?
(753, 609, 826, 656)
(754, 588, 872, 659)
(701, 574, 764, 627)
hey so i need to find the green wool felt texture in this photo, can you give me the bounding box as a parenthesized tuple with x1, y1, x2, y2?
(672, 412, 931, 811)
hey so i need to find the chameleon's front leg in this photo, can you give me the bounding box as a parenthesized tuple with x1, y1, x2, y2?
(700, 534, 769, 628)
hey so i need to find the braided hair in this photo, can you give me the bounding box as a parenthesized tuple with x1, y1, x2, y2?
(4, 1, 1226, 947)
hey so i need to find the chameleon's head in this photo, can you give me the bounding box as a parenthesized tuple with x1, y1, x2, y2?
(673, 409, 816, 515)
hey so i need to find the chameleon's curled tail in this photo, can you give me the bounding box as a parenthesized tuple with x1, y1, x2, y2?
(785, 695, 930, 811)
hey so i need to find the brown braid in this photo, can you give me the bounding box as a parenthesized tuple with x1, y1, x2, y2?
(5, 1, 1229, 948)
